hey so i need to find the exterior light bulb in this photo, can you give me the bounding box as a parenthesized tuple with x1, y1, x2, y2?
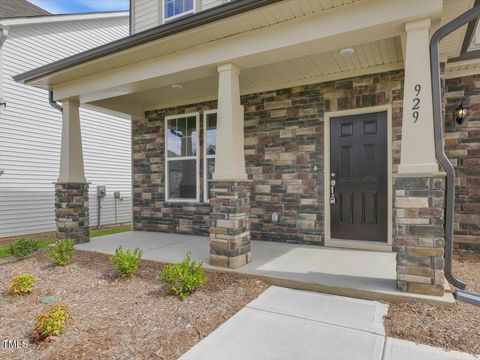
(454, 102, 469, 125)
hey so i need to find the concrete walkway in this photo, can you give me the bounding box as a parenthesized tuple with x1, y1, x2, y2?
(179, 287, 478, 360)
(77, 231, 454, 304)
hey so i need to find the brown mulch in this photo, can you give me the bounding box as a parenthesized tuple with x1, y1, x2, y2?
(0, 250, 269, 360)
(384, 250, 480, 355)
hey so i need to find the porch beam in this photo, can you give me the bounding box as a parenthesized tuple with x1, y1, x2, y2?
(87, 98, 145, 119)
(398, 19, 438, 174)
(58, 98, 86, 183)
(213, 63, 247, 181)
(52, 0, 442, 103)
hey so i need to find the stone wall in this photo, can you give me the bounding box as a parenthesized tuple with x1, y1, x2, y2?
(133, 70, 404, 244)
(209, 181, 252, 268)
(444, 74, 480, 249)
(394, 175, 446, 296)
(133, 101, 217, 235)
(55, 183, 89, 243)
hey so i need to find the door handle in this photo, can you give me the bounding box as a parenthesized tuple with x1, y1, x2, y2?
(330, 173, 336, 204)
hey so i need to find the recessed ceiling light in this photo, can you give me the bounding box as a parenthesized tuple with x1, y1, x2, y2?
(171, 84, 183, 89)
(339, 48, 355, 57)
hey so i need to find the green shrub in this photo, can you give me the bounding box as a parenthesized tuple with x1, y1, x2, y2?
(47, 239, 74, 266)
(10, 274, 36, 295)
(33, 305, 69, 341)
(109, 246, 142, 277)
(159, 252, 207, 301)
(7, 238, 40, 259)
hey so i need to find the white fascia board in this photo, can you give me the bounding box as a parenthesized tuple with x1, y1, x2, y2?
(0, 11, 129, 27)
(52, 0, 442, 102)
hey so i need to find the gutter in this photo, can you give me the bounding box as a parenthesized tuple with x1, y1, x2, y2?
(13, 0, 282, 85)
(448, 48, 480, 63)
(430, 4, 480, 291)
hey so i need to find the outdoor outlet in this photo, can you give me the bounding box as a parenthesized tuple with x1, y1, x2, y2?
(272, 212, 279, 223)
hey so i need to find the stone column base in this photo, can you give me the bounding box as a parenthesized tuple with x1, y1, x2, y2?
(209, 181, 251, 269)
(393, 174, 445, 297)
(55, 183, 90, 244)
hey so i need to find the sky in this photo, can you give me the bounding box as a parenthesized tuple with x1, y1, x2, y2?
(28, 0, 129, 14)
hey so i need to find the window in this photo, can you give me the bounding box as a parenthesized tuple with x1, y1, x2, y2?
(163, 0, 194, 21)
(165, 113, 200, 202)
(203, 110, 217, 202)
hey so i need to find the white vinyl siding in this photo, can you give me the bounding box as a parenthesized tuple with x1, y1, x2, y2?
(0, 15, 131, 238)
(202, 0, 226, 10)
(132, 0, 230, 33)
(133, 0, 160, 33)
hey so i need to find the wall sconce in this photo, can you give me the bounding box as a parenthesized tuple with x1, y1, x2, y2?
(454, 102, 469, 125)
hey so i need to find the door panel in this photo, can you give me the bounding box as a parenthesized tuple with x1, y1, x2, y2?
(330, 112, 388, 242)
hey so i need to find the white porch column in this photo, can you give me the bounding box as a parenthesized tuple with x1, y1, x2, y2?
(398, 19, 438, 174)
(58, 98, 86, 183)
(213, 63, 247, 181)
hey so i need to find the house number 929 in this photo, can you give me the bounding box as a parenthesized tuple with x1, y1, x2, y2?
(412, 84, 421, 123)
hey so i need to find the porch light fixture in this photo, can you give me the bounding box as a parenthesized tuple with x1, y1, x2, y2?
(454, 102, 469, 125)
(339, 48, 355, 57)
(171, 84, 183, 90)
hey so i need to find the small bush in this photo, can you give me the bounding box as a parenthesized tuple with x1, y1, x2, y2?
(47, 239, 74, 266)
(159, 252, 207, 301)
(109, 246, 142, 277)
(33, 305, 69, 342)
(10, 274, 36, 295)
(7, 238, 39, 259)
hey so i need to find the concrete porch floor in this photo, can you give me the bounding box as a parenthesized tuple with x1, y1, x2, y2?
(76, 231, 454, 305)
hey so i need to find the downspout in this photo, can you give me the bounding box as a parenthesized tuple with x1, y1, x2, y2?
(49, 91, 63, 113)
(430, 4, 480, 290)
(0, 26, 8, 112)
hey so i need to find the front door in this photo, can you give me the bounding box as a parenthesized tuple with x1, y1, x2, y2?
(330, 112, 388, 242)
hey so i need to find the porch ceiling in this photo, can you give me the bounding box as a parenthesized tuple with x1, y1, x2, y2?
(24, 0, 364, 89)
(101, 37, 404, 111)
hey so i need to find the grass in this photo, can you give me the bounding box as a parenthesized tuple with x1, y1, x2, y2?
(0, 239, 56, 259)
(0, 227, 131, 259)
(90, 227, 131, 238)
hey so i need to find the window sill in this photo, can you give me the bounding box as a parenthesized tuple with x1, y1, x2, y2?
(163, 10, 195, 23)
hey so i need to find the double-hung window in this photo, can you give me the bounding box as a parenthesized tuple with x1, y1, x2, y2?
(165, 113, 200, 202)
(203, 110, 217, 202)
(163, 0, 195, 21)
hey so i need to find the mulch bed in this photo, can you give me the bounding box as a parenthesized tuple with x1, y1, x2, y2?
(384, 250, 480, 355)
(0, 250, 269, 359)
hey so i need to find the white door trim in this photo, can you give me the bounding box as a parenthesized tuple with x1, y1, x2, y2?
(323, 105, 393, 252)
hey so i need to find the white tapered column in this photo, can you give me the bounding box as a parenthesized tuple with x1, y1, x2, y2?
(58, 98, 86, 183)
(213, 63, 247, 181)
(399, 19, 438, 174)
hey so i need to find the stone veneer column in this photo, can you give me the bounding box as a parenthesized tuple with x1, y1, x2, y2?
(394, 174, 445, 296)
(55, 98, 90, 243)
(209, 63, 250, 268)
(55, 183, 89, 243)
(209, 181, 251, 268)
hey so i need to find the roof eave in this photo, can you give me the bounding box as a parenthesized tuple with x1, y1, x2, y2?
(13, 0, 282, 85)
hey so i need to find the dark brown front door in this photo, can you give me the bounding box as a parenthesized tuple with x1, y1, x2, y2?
(330, 112, 388, 242)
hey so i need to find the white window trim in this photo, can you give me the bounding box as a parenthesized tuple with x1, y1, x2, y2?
(203, 109, 217, 203)
(162, 0, 196, 23)
(165, 112, 200, 203)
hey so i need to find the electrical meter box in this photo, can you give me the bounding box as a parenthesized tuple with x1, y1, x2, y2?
(97, 185, 106, 199)
(114, 191, 121, 199)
